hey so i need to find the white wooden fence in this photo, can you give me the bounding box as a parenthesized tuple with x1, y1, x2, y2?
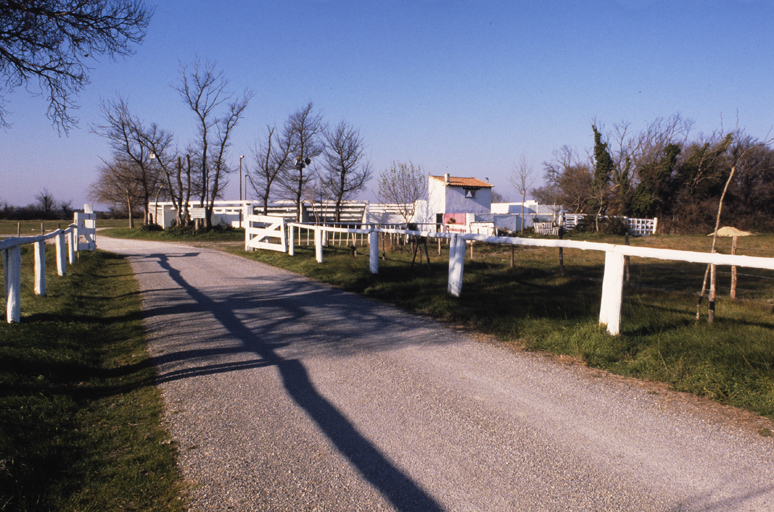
(1, 211, 96, 323)
(245, 215, 287, 252)
(561, 214, 658, 236)
(247, 217, 774, 336)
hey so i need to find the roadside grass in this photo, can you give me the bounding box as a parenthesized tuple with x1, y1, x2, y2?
(103, 225, 244, 242)
(0, 246, 184, 511)
(229, 234, 774, 421)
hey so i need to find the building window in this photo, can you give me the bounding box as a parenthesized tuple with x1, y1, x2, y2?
(464, 188, 477, 198)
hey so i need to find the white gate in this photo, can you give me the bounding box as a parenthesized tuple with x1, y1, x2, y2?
(75, 210, 97, 251)
(245, 215, 287, 252)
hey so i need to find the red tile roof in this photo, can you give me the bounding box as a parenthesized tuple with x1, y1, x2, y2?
(429, 175, 494, 188)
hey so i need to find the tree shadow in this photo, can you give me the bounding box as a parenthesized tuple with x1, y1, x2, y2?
(143, 251, 445, 512)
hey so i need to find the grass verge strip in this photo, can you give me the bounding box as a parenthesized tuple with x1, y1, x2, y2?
(0, 248, 184, 511)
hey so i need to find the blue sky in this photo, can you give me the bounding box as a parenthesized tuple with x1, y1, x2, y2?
(2, 0, 773, 208)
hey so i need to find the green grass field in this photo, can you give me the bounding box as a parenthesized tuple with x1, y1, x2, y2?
(0, 245, 184, 511)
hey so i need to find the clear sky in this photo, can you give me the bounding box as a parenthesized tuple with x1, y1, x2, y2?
(2, 0, 773, 208)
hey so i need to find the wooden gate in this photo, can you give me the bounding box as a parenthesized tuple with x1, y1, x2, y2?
(75, 211, 97, 251)
(245, 215, 287, 252)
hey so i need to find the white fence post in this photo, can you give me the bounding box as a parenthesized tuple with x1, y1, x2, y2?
(245, 215, 288, 252)
(67, 230, 75, 264)
(288, 224, 295, 256)
(4, 246, 21, 323)
(369, 230, 379, 274)
(34, 240, 46, 296)
(56, 231, 66, 276)
(74, 211, 96, 251)
(599, 249, 626, 335)
(315, 228, 323, 263)
(448, 234, 465, 297)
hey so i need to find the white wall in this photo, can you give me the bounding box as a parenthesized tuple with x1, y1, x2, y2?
(445, 186, 491, 214)
(427, 177, 492, 220)
(428, 179, 446, 220)
(491, 201, 538, 214)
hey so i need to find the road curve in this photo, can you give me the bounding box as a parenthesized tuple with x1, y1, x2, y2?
(98, 237, 774, 512)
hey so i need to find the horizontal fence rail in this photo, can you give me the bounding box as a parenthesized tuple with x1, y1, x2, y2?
(1, 212, 96, 323)
(249, 217, 774, 336)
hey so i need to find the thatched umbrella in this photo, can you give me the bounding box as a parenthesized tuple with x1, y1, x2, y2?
(708, 227, 754, 299)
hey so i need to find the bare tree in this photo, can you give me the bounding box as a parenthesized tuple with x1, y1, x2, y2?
(541, 146, 593, 213)
(0, 0, 153, 131)
(251, 125, 292, 214)
(34, 188, 56, 217)
(607, 115, 693, 215)
(59, 199, 73, 219)
(697, 130, 774, 323)
(277, 102, 325, 221)
(139, 123, 190, 225)
(509, 157, 537, 232)
(320, 121, 372, 222)
(491, 190, 508, 203)
(89, 158, 144, 227)
(175, 58, 252, 228)
(92, 96, 161, 224)
(377, 161, 427, 224)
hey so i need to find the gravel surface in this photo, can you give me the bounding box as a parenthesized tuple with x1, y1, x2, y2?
(98, 237, 774, 512)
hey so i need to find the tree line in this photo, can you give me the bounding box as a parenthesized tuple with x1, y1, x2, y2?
(89, 59, 373, 228)
(533, 115, 774, 233)
(0, 188, 74, 221)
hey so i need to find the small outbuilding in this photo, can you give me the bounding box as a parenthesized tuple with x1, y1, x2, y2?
(427, 174, 494, 228)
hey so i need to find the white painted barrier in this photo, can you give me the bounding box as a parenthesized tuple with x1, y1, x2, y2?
(245, 215, 287, 252)
(369, 231, 379, 274)
(448, 234, 466, 296)
(256, 217, 774, 336)
(1, 211, 94, 323)
(34, 240, 46, 296)
(2, 246, 21, 323)
(314, 228, 323, 263)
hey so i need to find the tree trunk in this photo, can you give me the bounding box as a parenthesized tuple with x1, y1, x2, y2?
(708, 257, 717, 324)
(730, 235, 738, 300)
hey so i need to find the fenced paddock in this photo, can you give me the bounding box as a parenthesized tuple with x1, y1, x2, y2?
(561, 214, 657, 236)
(246, 215, 774, 336)
(1, 211, 96, 323)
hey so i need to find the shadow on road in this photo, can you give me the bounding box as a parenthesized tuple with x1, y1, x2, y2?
(146, 252, 445, 512)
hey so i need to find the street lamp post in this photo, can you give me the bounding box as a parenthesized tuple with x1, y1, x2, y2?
(154, 183, 165, 228)
(294, 156, 311, 222)
(238, 155, 245, 228)
(239, 155, 245, 201)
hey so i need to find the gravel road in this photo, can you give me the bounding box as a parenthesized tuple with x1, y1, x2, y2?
(98, 237, 774, 512)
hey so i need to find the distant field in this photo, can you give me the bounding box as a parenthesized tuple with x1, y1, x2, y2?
(0, 217, 129, 236)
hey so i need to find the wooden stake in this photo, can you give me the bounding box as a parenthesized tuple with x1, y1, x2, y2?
(708, 250, 717, 324)
(624, 231, 631, 284)
(423, 239, 432, 274)
(558, 228, 566, 277)
(730, 235, 738, 300)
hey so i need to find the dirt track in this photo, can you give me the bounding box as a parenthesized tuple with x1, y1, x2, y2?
(99, 236, 774, 511)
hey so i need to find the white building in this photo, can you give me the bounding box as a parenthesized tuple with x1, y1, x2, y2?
(427, 174, 493, 227)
